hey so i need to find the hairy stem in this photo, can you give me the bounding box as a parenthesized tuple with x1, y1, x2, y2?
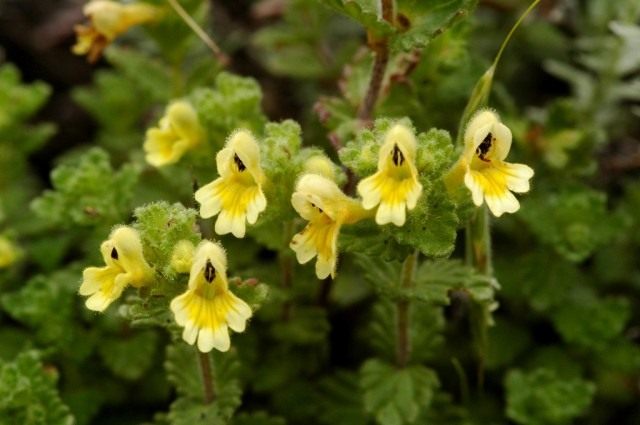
(280, 220, 295, 320)
(466, 206, 491, 388)
(198, 350, 215, 404)
(396, 250, 418, 368)
(357, 0, 394, 123)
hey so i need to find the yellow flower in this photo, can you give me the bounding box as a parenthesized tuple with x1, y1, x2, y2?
(290, 174, 367, 279)
(73, 0, 160, 63)
(0, 236, 19, 268)
(170, 241, 252, 353)
(357, 124, 423, 226)
(79, 226, 154, 312)
(144, 101, 203, 167)
(461, 110, 534, 217)
(195, 130, 267, 238)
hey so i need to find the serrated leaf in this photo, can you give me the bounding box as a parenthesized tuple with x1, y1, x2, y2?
(0, 268, 82, 351)
(413, 259, 496, 305)
(520, 186, 629, 262)
(552, 296, 630, 351)
(368, 301, 444, 363)
(191, 73, 267, 147)
(252, 0, 358, 79)
(315, 371, 366, 425)
(361, 359, 439, 425)
(0, 64, 51, 131)
(270, 306, 330, 345)
(0, 351, 74, 425)
(104, 47, 172, 103)
(320, 0, 395, 36)
(505, 368, 595, 425)
(30, 148, 139, 227)
(98, 330, 158, 380)
(390, 186, 458, 257)
(392, 0, 477, 52)
(496, 250, 582, 312)
(133, 201, 200, 271)
(231, 412, 286, 425)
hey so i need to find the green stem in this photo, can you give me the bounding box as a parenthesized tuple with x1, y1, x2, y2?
(280, 220, 295, 321)
(395, 250, 418, 368)
(466, 206, 491, 389)
(197, 350, 215, 404)
(451, 358, 470, 406)
(491, 0, 541, 71)
(455, 0, 542, 146)
(167, 0, 230, 66)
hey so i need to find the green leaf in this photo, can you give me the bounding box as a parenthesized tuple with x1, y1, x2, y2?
(133, 201, 200, 272)
(167, 398, 225, 425)
(0, 64, 51, 131)
(104, 47, 172, 103)
(392, 0, 478, 52)
(191, 72, 267, 148)
(608, 21, 640, 75)
(0, 351, 74, 425)
(270, 306, 330, 345)
(98, 330, 158, 380)
(315, 371, 367, 425)
(30, 148, 139, 227)
(552, 296, 631, 351)
(519, 186, 629, 262)
(495, 250, 582, 312)
(413, 259, 496, 305)
(361, 359, 439, 425)
(505, 368, 595, 425)
(251, 120, 306, 250)
(73, 70, 153, 140)
(0, 268, 84, 353)
(252, 0, 359, 79)
(320, 0, 395, 37)
(229, 278, 270, 312)
(231, 412, 286, 425)
(368, 301, 444, 363)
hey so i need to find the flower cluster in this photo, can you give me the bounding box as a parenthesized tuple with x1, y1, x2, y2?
(79, 226, 252, 352)
(78, 106, 533, 353)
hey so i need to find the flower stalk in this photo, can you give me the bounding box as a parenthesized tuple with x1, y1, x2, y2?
(167, 0, 230, 66)
(198, 350, 215, 404)
(396, 250, 418, 368)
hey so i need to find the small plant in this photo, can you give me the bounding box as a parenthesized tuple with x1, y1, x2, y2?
(0, 0, 639, 424)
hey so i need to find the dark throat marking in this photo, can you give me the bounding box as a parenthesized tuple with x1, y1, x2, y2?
(204, 259, 216, 283)
(392, 144, 405, 166)
(310, 202, 323, 214)
(111, 247, 118, 260)
(476, 133, 493, 162)
(234, 154, 246, 172)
